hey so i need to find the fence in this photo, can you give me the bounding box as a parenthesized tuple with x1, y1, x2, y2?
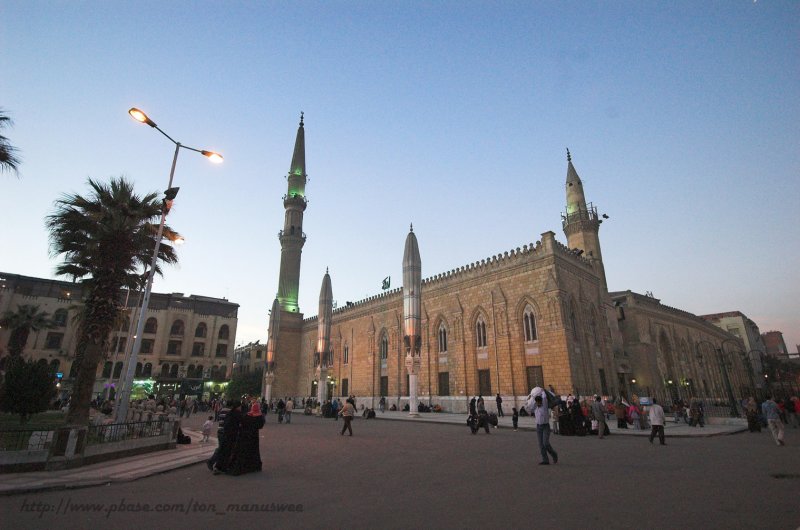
(86, 419, 173, 445)
(0, 428, 53, 452)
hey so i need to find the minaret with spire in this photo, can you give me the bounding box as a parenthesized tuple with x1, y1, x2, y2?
(277, 113, 308, 313)
(315, 269, 333, 406)
(562, 149, 607, 290)
(402, 224, 422, 416)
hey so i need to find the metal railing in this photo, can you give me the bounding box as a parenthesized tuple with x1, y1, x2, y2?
(0, 428, 53, 451)
(87, 419, 173, 445)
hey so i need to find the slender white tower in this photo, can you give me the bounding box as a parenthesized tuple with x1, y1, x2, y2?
(315, 269, 333, 406)
(262, 297, 280, 402)
(403, 225, 422, 416)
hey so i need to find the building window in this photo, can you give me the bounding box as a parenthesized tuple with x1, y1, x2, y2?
(218, 325, 230, 340)
(144, 318, 158, 334)
(195, 323, 207, 338)
(380, 376, 388, 397)
(256, 349, 262, 359)
(143, 362, 152, 377)
(192, 343, 205, 357)
(210, 366, 219, 380)
(438, 324, 448, 353)
(161, 364, 170, 377)
(141, 339, 154, 354)
(169, 364, 179, 378)
(569, 305, 578, 333)
(44, 332, 64, 350)
(219, 365, 227, 379)
(170, 320, 184, 336)
(380, 334, 388, 360)
(195, 364, 203, 378)
(216, 344, 227, 357)
(53, 309, 68, 327)
(167, 340, 182, 355)
(102, 361, 113, 378)
(341, 378, 349, 397)
(478, 369, 491, 395)
(343, 344, 349, 364)
(523, 305, 537, 342)
(49, 359, 60, 373)
(121, 316, 130, 332)
(115, 337, 127, 353)
(526, 365, 544, 390)
(113, 361, 124, 379)
(438, 371, 450, 396)
(135, 362, 143, 378)
(476, 318, 487, 348)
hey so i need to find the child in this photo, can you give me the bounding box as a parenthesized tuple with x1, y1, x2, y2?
(550, 406, 560, 434)
(201, 415, 214, 443)
(512, 407, 519, 431)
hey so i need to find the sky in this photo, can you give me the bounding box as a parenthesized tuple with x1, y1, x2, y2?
(1, 1, 798, 352)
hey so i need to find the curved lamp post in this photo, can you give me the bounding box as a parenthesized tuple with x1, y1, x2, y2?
(116, 108, 222, 423)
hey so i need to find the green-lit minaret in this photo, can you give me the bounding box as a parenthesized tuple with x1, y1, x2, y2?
(277, 114, 307, 312)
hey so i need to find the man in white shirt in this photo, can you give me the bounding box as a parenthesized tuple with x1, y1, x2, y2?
(648, 398, 666, 445)
(531, 394, 558, 465)
(285, 398, 294, 424)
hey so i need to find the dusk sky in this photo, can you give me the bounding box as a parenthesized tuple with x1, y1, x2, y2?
(2, 2, 798, 352)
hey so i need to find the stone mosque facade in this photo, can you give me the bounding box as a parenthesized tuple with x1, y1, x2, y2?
(262, 117, 751, 413)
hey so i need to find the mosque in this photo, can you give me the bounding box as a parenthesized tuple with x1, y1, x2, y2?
(261, 116, 751, 413)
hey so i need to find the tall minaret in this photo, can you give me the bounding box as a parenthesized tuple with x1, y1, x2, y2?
(562, 149, 607, 290)
(315, 269, 333, 405)
(262, 297, 280, 401)
(402, 225, 422, 416)
(276, 113, 308, 313)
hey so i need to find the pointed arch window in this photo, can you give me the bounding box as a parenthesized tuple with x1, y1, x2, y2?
(476, 317, 487, 348)
(170, 319, 185, 336)
(379, 334, 389, 360)
(144, 318, 158, 334)
(343, 344, 349, 365)
(53, 309, 68, 327)
(523, 306, 538, 342)
(438, 323, 448, 353)
(569, 304, 578, 333)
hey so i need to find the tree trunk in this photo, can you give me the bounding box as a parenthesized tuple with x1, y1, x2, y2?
(65, 340, 104, 425)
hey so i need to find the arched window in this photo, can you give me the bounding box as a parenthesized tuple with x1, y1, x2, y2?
(343, 344, 349, 364)
(49, 359, 60, 373)
(379, 334, 389, 360)
(196, 364, 204, 378)
(170, 364, 179, 378)
(53, 309, 68, 327)
(210, 366, 219, 380)
(218, 325, 230, 340)
(161, 364, 170, 377)
(170, 320, 185, 336)
(438, 323, 448, 353)
(187, 364, 196, 378)
(144, 318, 158, 334)
(476, 317, 487, 348)
(219, 365, 227, 379)
(102, 361, 113, 378)
(195, 323, 207, 338)
(523, 305, 537, 342)
(113, 361, 124, 378)
(143, 362, 152, 377)
(135, 362, 142, 377)
(121, 316, 130, 332)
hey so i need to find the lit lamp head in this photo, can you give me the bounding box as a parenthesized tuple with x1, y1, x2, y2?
(128, 107, 157, 128)
(201, 150, 223, 163)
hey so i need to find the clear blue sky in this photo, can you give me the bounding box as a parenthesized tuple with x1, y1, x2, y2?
(2, 1, 798, 351)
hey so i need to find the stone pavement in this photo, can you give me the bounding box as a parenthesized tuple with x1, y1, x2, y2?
(0, 408, 745, 496)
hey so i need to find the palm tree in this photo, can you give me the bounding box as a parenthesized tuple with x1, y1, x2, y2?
(0, 304, 54, 356)
(0, 108, 21, 174)
(47, 176, 180, 425)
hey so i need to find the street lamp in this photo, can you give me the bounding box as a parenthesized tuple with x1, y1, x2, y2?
(115, 107, 223, 423)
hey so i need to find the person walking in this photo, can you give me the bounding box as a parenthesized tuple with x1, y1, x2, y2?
(648, 398, 666, 446)
(285, 398, 294, 424)
(496, 393, 504, 417)
(591, 395, 607, 439)
(512, 407, 519, 431)
(762, 395, 785, 446)
(531, 394, 558, 465)
(340, 398, 355, 436)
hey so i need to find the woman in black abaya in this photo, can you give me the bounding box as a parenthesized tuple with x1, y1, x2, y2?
(228, 401, 265, 475)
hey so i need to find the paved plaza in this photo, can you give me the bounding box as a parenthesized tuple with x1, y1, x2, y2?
(1, 412, 798, 529)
